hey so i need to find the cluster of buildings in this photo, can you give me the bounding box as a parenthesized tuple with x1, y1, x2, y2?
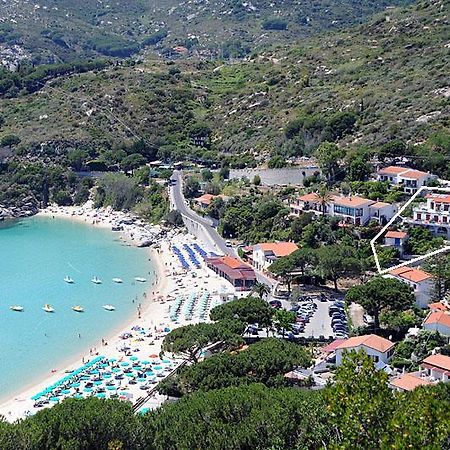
(321, 333, 450, 392)
(290, 192, 397, 226)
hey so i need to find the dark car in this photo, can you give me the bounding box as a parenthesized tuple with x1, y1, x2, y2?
(269, 300, 282, 308)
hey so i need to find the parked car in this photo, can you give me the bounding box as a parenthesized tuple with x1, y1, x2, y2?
(269, 300, 282, 308)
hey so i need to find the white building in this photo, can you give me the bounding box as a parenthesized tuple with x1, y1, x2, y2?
(376, 166, 435, 194)
(252, 242, 299, 271)
(290, 193, 397, 226)
(420, 354, 450, 382)
(423, 310, 450, 336)
(335, 334, 395, 366)
(408, 193, 450, 238)
(384, 230, 408, 256)
(385, 266, 435, 309)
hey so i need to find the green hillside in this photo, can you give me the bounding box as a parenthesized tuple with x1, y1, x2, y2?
(0, 0, 448, 174)
(1, 0, 414, 63)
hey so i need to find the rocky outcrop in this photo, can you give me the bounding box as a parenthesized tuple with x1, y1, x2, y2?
(0, 199, 39, 220)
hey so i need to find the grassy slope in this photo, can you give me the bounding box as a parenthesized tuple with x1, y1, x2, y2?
(1, 0, 414, 62)
(0, 0, 448, 158)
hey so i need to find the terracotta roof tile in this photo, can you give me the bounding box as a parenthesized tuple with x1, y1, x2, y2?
(336, 334, 395, 353)
(378, 166, 410, 175)
(423, 311, 450, 328)
(370, 201, 391, 209)
(425, 194, 450, 204)
(385, 231, 407, 239)
(389, 266, 433, 283)
(333, 195, 374, 208)
(421, 354, 450, 372)
(390, 373, 432, 391)
(298, 192, 321, 202)
(399, 169, 429, 180)
(256, 242, 299, 257)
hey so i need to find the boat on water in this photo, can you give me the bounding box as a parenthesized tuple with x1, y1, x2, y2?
(10, 305, 24, 312)
(102, 304, 116, 311)
(91, 276, 102, 284)
(134, 277, 147, 282)
(43, 304, 55, 313)
(64, 276, 74, 284)
(72, 305, 84, 312)
(112, 278, 123, 283)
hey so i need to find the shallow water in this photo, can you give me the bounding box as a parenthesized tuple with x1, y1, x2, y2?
(0, 216, 154, 402)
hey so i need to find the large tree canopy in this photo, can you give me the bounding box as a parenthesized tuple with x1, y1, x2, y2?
(345, 277, 415, 330)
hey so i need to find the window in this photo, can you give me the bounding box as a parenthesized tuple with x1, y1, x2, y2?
(417, 213, 422, 220)
(334, 205, 355, 216)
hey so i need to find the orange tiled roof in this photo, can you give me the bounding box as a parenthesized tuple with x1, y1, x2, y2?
(298, 192, 321, 202)
(425, 194, 450, 204)
(390, 373, 432, 391)
(333, 195, 374, 208)
(389, 266, 433, 283)
(221, 255, 247, 269)
(370, 201, 391, 209)
(423, 311, 450, 328)
(421, 354, 450, 372)
(385, 231, 407, 239)
(257, 242, 299, 257)
(336, 334, 395, 353)
(399, 169, 429, 180)
(427, 302, 448, 312)
(378, 166, 410, 175)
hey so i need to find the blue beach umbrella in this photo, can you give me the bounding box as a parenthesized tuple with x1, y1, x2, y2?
(112, 367, 120, 373)
(103, 373, 112, 378)
(50, 397, 60, 402)
(146, 371, 155, 377)
(162, 359, 171, 364)
(72, 382, 81, 388)
(83, 387, 93, 393)
(74, 394, 83, 399)
(120, 362, 129, 367)
(130, 356, 138, 361)
(61, 389, 71, 395)
(108, 358, 117, 363)
(94, 380, 102, 385)
(96, 393, 106, 398)
(140, 360, 150, 365)
(153, 365, 163, 371)
(107, 385, 116, 391)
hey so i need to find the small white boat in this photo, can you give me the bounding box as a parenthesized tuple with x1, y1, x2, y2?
(91, 276, 102, 284)
(103, 304, 116, 311)
(112, 278, 123, 283)
(10, 305, 24, 312)
(72, 305, 84, 313)
(134, 277, 147, 282)
(64, 276, 74, 284)
(43, 304, 55, 313)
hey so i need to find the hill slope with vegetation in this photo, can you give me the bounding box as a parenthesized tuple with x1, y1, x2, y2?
(0, 0, 448, 176)
(0, 0, 414, 64)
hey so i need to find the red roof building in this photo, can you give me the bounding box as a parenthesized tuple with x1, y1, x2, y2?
(206, 256, 256, 291)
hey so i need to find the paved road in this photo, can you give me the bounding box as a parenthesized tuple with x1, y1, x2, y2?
(170, 170, 234, 256)
(169, 170, 276, 289)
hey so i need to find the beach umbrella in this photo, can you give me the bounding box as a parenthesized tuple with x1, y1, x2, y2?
(50, 397, 60, 402)
(107, 385, 116, 391)
(162, 359, 171, 364)
(125, 373, 134, 377)
(96, 393, 106, 398)
(94, 380, 102, 385)
(61, 389, 71, 395)
(103, 373, 112, 378)
(112, 367, 121, 373)
(153, 365, 163, 371)
(146, 371, 155, 377)
(140, 360, 150, 365)
(83, 387, 93, 393)
(108, 358, 117, 362)
(149, 354, 159, 358)
(132, 365, 142, 371)
(120, 362, 130, 367)
(129, 356, 139, 361)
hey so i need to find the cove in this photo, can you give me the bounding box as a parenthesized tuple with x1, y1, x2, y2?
(0, 216, 154, 402)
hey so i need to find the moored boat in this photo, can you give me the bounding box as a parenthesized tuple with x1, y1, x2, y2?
(43, 304, 55, 313)
(72, 305, 84, 312)
(91, 276, 102, 284)
(134, 277, 146, 282)
(102, 304, 116, 311)
(112, 278, 123, 283)
(10, 305, 24, 312)
(64, 276, 74, 284)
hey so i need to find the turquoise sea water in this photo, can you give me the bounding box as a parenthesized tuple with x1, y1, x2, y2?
(0, 216, 154, 402)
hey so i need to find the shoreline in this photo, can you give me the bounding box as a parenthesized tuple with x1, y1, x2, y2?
(0, 207, 170, 419)
(0, 204, 235, 421)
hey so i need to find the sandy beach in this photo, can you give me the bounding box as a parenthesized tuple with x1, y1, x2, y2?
(0, 205, 235, 421)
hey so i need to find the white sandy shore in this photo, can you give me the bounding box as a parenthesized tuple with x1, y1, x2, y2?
(0, 205, 235, 422)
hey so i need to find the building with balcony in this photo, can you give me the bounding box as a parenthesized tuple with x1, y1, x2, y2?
(384, 230, 408, 256)
(407, 193, 450, 238)
(290, 193, 397, 226)
(385, 266, 435, 308)
(376, 166, 435, 194)
(252, 242, 299, 271)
